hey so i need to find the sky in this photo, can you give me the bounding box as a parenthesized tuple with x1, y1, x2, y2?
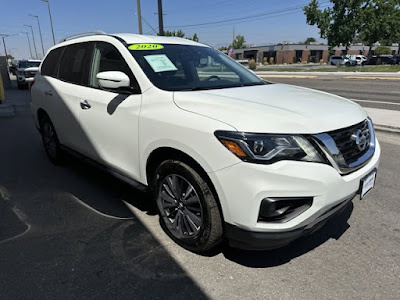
(0, 0, 325, 60)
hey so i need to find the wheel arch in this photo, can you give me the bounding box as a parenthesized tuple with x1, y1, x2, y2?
(145, 147, 226, 222)
(37, 108, 49, 126)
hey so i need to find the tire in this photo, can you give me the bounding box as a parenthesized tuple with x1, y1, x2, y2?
(153, 160, 223, 252)
(345, 62, 350, 67)
(39, 114, 64, 164)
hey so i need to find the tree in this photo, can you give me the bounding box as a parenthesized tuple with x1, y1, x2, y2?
(6, 54, 14, 60)
(192, 33, 199, 42)
(303, 37, 317, 44)
(360, 0, 400, 56)
(374, 46, 392, 55)
(303, 0, 400, 57)
(232, 35, 246, 49)
(164, 30, 185, 38)
(164, 30, 200, 42)
(188, 33, 199, 42)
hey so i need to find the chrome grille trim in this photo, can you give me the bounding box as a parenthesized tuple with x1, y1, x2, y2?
(313, 118, 375, 175)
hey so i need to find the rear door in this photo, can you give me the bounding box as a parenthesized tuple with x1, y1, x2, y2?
(77, 41, 142, 180)
(53, 42, 94, 152)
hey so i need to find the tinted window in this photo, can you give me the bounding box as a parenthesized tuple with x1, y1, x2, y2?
(18, 61, 41, 68)
(41, 47, 64, 77)
(58, 42, 92, 85)
(129, 44, 265, 91)
(89, 42, 139, 92)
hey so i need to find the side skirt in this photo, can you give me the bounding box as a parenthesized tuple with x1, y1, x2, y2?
(60, 145, 148, 193)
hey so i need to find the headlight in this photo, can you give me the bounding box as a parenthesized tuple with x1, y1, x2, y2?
(215, 131, 324, 164)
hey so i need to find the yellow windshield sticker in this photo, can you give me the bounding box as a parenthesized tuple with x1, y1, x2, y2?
(129, 44, 164, 50)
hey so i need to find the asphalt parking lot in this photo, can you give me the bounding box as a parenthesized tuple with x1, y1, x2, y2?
(1, 87, 399, 299)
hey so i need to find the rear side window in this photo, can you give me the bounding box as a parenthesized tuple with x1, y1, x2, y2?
(41, 47, 64, 77)
(58, 42, 93, 85)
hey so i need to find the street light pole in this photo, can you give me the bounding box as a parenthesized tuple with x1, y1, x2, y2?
(41, 0, 56, 45)
(22, 32, 33, 59)
(136, 0, 143, 34)
(24, 25, 38, 59)
(29, 14, 45, 57)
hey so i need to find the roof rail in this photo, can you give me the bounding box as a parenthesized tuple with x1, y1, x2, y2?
(59, 31, 107, 43)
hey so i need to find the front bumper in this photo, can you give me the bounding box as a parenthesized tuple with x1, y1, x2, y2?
(209, 139, 380, 248)
(225, 193, 354, 250)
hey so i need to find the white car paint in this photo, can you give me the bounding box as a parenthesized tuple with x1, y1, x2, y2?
(31, 33, 380, 244)
(17, 60, 41, 86)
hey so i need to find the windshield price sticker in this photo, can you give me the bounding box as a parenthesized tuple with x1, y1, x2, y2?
(144, 55, 178, 73)
(129, 44, 164, 50)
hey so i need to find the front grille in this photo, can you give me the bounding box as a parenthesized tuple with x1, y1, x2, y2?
(24, 72, 36, 78)
(328, 120, 371, 164)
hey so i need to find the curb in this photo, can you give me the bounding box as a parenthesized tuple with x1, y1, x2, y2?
(374, 124, 400, 135)
(0, 104, 16, 118)
(255, 71, 400, 77)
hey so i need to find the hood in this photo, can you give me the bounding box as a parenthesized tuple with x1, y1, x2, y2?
(173, 84, 367, 134)
(24, 67, 39, 72)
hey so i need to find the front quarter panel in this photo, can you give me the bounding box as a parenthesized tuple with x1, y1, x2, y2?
(139, 87, 241, 183)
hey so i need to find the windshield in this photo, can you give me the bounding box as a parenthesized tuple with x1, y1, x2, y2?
(18, 61, 40, 68)
(128, 44, 265, 91)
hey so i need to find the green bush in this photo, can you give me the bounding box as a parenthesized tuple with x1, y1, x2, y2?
(249, 59, 257, 70)
(375, 46, 391, 56)
(263, 57, 269, 65)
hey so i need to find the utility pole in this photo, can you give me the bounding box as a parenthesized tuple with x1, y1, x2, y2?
(157, 0, 164, 36)
(136, 0, 143, 34)
(24, 25, 38, 59)
(22, 32, 33, 59)
(41, 0, 56, 45)
(29, 14, 45, 57)
(0, 35, 9, 61)
(0, 34, 18, 60)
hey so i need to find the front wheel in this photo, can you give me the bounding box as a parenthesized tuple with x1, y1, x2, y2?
(154, 160, 223, 252)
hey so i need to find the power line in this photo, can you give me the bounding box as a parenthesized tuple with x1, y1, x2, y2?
(166, 1, 330, 29)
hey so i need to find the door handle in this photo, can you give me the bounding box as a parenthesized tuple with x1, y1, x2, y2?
(80, 100, 91, 110)
(45, 90, 53, 96)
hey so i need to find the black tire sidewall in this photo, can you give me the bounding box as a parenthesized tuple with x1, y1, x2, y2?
(154, 160, 222, 252)
(39, 115, 63, 164)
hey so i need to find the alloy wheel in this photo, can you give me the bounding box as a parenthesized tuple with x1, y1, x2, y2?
(42, 122, 57, 158)
(159, 174, 203, 237)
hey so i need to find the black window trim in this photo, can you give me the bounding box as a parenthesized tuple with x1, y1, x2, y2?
(50, 40, 141, 95)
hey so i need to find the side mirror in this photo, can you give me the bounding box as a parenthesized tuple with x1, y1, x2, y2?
(97, 71, 130, 90)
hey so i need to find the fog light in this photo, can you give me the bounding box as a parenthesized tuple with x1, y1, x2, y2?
(258, 197, 313, 223)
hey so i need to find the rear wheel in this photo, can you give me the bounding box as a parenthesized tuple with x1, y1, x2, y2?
(39, 115, 64, 164)
(345, 62, 350, 67)
(154, 160, 223, 252)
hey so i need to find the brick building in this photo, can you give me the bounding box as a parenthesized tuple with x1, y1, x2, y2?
(231, 44, 400, 64)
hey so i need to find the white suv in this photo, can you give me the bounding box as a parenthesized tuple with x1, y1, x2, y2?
(31, 32, 380, 252)
(16, 59, 41, 89)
